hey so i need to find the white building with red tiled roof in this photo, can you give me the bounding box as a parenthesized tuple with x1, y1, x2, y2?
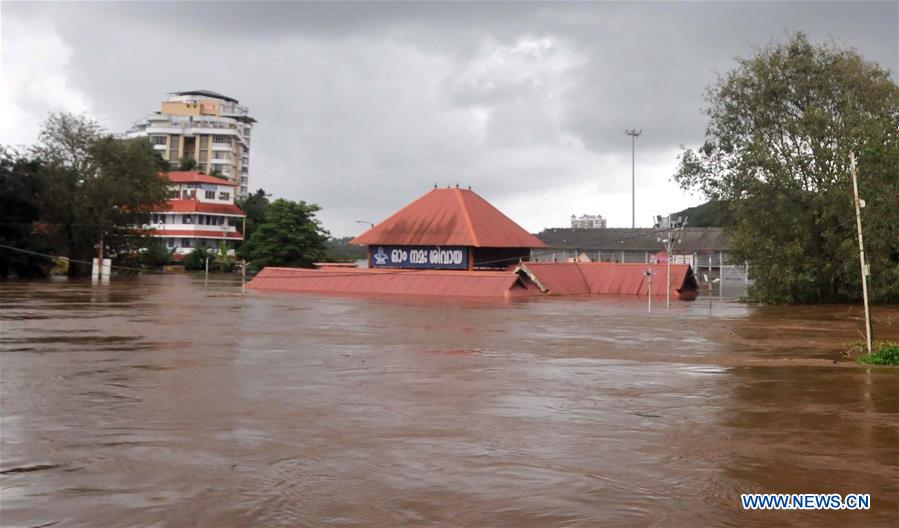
(148, 171, 246, 255)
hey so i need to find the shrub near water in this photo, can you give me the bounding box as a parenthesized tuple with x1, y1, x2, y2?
(858, 341, 899, 365)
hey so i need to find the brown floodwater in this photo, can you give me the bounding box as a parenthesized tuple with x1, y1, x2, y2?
(1, 274, 897, 527)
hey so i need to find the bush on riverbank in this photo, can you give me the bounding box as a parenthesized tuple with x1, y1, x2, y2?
(858, 342, 899, 366)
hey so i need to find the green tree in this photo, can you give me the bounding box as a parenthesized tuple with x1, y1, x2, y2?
(671, 201, 728, 228)
(236, 188, 269, 244)
(326, 236, 367, 262)
(183, 247, 211, 271)
(139, 238, 174, 267)
(0, 149, 52, 277)
(34, 113, 171, 276)
(674, 33, 899, 303)
(241, 199, 329, 269)
(178, 158, 198, 171)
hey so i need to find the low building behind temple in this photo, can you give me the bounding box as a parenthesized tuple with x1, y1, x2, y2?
(534, 227, 732, 269)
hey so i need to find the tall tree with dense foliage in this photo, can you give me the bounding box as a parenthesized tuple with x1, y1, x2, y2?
(674, 33, 899, 303)
(3, 113, 171, 276)
(236, 188, 270, 243)
(241, 199, 329, 269)
(0, 149, 51, 277)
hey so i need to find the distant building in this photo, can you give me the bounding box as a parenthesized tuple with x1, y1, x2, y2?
(570, 214, 607, 229)
(126, 90, 255, 198)
(534, 227, 731, 269)
(147, 171, 246, 256)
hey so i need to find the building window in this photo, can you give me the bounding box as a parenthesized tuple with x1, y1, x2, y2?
(166, 238, 175, 248)
(183, 215, 192, 224)
(205, 190, 215, 199)
(182, 239, 192, 248)
(199, 136, 209, 148)
(169, 135, 180, 161)
(212, 135, 230, 144)
(218, 191, 230, 201)
(212, 151, 230, 160)
(150, 135, 167, 145)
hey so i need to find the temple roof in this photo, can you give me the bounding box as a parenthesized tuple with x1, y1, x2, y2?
(351, 187, 546, 248)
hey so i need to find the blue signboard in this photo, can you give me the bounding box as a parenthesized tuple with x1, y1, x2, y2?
(369, 245, 469, 269)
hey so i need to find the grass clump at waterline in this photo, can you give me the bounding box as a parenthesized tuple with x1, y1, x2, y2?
(857, 341, 899, 366)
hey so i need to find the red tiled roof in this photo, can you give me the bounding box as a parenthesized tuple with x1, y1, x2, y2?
(246, 267, 542, 298)
(162, 200, 245, 216)
(151, 229, 243, 240)
(350, 188, 546, 248)
(163, 171, 237, 186)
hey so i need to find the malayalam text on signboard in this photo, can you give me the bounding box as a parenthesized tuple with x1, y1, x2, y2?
(370, 246, 469, 269)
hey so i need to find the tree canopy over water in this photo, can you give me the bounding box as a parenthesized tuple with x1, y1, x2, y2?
(675, 33, 899, 303)
(240, 198, 330, 270)
(1, 114, 170, 277)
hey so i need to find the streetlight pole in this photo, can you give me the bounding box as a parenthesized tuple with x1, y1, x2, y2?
(356, 220, 375, 229)
(625, 129, 643, 228)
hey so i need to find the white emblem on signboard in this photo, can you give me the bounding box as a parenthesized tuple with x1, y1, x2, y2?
(373, 247, 389, 265)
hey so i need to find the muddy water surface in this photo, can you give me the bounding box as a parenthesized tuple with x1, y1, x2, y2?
(1, 274, 898, 527)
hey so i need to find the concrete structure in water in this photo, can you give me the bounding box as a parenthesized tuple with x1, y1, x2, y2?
(247, 186, 700, 300)
(126, 90, 255, 198)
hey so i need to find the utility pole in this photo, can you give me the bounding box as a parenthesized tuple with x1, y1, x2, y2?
(655, 214, 687, 309)
(850, 152, 873, 354)
(625, 129, 643, 228)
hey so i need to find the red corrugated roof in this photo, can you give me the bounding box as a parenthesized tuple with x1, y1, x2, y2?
(151, 229, 243, 239)
(523, 262, 698, 297)
(163, 200, 246, 216)
(164, 171, 237, 186)
(350, 188, 546, 248)
(246, 262, 698, 300)
(246, 267, 543, 298)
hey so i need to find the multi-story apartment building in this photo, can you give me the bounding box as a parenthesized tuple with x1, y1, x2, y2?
(126, 90, 255, 198)
(148, 171, 246, 256)
(570, 213, 607, 229)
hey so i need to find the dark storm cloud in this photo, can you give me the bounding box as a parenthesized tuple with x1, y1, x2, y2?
(2, 1, 897, 234)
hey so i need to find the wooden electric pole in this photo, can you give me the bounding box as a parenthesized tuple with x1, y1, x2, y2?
(850, 152, 873, 354)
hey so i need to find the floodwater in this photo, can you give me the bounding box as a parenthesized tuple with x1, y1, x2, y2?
(1, 274, 897, 527)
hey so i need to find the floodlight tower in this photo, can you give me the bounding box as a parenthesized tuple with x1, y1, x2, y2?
(655, 214, 688, 309)
(625, 129, 643, 228)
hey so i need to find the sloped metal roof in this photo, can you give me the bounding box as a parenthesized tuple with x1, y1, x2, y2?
(522, 262, 697, 297)
(350, 188, 546, 248)
(246, 267, 542, 298)
(246, 262, 699, 299)
(163, 200, 246, 216)
(536, 227, 730, 252)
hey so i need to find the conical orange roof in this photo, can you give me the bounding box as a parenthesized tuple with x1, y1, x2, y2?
(351, 187, 546, 248)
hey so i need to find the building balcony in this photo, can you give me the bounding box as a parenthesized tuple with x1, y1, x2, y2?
(147, 222, 242, 239)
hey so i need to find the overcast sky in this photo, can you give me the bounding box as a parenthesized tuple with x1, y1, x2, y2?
(2, 1, 897, 236)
